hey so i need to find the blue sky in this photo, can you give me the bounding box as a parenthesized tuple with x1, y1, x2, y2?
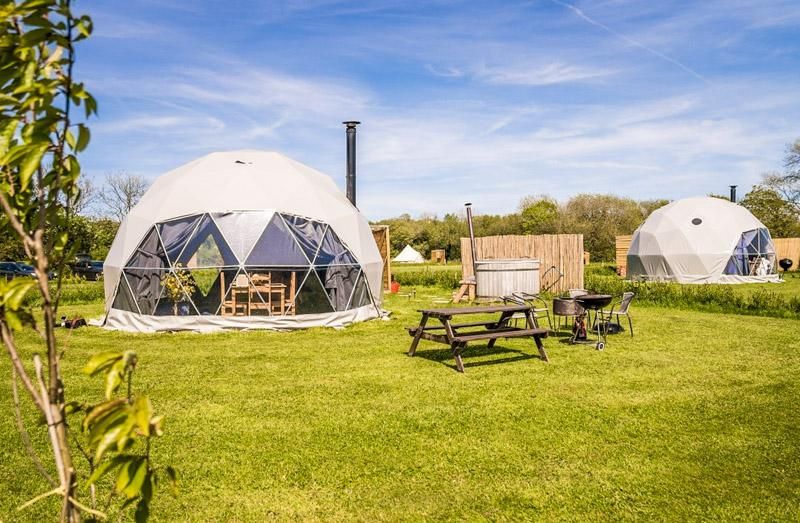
(78, 0, 800, 219)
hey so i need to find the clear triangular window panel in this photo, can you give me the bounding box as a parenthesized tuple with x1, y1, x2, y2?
(293, 269, 334, 315)
(176, 214, 237, 268)
(314, 227, 357, 266)
(246, 215, 311, 266)
(125, 227, 167, 269)
(348, 270, 372, 310)
(112, 274, 138, 313)
(281, 213, 328, 265)
(218, 269, 252, 317)
(320, 264, 360, 311)
(188, 268, 236, 315)
(213, 211, 273, 264)
(153, 268, 199, 316)
(158, 215, 204, 265)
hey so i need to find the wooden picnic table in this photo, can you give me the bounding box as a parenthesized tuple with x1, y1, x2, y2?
(406, 304, 548, 373)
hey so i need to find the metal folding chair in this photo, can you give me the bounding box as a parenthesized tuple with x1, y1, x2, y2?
(513, 291, 553, 331)
(599, 292, 635, 337)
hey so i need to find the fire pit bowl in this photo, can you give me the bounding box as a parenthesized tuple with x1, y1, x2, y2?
(553, 297, 584, 316)
(575, 294, 613, 311)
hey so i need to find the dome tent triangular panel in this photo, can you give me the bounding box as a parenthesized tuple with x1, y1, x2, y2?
(626, 196, 779, 284)
(103, 150, 384, 332)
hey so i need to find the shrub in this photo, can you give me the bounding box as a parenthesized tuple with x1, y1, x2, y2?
(585, 274, 798, 319)
(23, 281, 105, 307)
(393, 269, 461, 289)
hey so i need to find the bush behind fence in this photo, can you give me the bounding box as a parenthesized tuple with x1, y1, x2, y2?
(586, 274, 800, 319)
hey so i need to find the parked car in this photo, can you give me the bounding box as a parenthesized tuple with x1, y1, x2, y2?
(16, 262, 57, 280)
(72, 259, 104, 280)
(0, 261, 35, 280)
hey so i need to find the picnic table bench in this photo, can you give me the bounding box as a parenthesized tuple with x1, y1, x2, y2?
(407, 304, 548, 373)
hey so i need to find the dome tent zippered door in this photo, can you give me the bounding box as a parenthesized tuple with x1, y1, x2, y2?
(103, 151, 383, 332)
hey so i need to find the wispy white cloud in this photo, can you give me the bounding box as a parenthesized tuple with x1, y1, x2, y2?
(549, 0, 709, 83)
(475, 61, 615, 86)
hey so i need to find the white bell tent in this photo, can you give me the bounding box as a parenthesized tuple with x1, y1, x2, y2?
(627, 196, 779, 284)
(393, 245, 425, 263)
(103, 151, 383, 332)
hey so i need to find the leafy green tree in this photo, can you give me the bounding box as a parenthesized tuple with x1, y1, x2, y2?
(0, 2, 173, 520)
(519, 195, 559, 234)
(740, 185, 800, 238)
(561, 194, 645, 261)
(639, 199, 670, 217)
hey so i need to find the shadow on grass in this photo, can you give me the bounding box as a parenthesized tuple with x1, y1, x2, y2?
(408, 343, 544, 371)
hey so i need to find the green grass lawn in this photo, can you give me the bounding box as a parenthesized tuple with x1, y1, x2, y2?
(2, 290, 800, 521)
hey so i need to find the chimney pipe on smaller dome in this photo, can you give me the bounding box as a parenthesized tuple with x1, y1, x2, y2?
(730, 185, 737, 203)
(343, 121, 360, 207)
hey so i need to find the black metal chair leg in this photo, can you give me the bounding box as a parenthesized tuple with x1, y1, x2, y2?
(628, 314, 633, 337)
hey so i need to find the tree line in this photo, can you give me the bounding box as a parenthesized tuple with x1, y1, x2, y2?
(376, 139, 800, 262)
(3, 140, 798, 264)
(0, 172, 148, 261)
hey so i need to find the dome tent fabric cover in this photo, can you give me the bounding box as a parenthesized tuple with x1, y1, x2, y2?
(627, 196, 778, 284)
(103, 151, 383, 332)
(393, 245, 424, 263)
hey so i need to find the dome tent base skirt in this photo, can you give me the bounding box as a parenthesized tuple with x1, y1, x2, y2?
(102, 304, 382, 333)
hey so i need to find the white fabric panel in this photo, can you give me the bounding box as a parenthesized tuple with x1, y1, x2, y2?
(627, 196, 777, 284)
(103, 303, 381, 333)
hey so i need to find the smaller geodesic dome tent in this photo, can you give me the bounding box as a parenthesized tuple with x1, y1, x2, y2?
(103, 151, 383, 332)
(393, 245, 424, 263)
(627, 196, 779, 284)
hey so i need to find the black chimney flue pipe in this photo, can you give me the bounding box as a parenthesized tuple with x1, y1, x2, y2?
(343, 121, 360, 207)
(730, 185, 737, 203)
(465, 203, 477, 276)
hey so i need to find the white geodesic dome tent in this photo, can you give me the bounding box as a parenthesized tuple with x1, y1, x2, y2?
(103, 150, 383, 332)
(627, 196, 779, 284)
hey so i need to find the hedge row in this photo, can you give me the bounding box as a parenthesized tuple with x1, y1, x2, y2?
(23, 280, 105, 307)
(393, 269, 462, 289)
(585, 274, 800, 319)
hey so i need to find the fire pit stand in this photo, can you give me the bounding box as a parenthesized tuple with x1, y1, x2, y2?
(572, 294, 613, 350)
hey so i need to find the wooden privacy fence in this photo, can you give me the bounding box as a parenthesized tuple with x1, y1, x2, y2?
(370, 225, 392, 290)
(460, 234, 584, 294)
(774, 238, 800, 271)
(616, 235, 632, 277)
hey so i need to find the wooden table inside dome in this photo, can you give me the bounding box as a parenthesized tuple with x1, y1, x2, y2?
(407, 304, 549, 373)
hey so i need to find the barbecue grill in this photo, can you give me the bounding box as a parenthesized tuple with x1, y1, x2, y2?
(574, 294, 613, 350)
(779, 258, 793, 272)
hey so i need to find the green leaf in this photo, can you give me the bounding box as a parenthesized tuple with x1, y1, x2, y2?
(82, 397, 126, 432)
(134, 499, 149, 523)
(4, 311, 22, 332)
(18, 142, 48, 190)
(105, 359, 125, 399)
(3, 278, 35, 309)
(140, 471, 154, 502)
(0, 119, 18, 157)
(93, 417, 128, 462)
(65, 128, 76, 149)
(64, 401, 83, 416)
(121, 458, 148, 499)
(132, 396, 152, 436)
(75, 124, 90, 152)
(83, 351, 122, 376)
(87, 455, 130, 486)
